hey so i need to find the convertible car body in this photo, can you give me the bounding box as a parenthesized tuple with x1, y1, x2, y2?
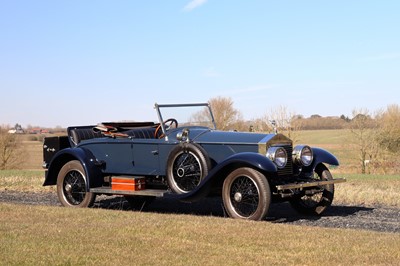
(43, 103, 345, 220)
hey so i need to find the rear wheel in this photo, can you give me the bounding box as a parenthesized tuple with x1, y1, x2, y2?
(222, 167, 271, 221)
(290, 164, 334, 215)
(56, 160, 95, 207)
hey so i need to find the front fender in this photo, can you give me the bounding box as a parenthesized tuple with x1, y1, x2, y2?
(171, 152, 277, 202)
(308, 147, 339, 171)
(43, 147, 103, 189)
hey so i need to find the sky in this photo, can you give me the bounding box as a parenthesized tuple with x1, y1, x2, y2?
(1, 0, 399, 128)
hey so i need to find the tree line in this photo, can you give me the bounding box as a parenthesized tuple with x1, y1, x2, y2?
(206, 96, 400, 174)
(1, 97, 399, 174)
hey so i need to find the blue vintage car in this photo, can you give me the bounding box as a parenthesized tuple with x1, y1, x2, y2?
(43, 103, 345, 220)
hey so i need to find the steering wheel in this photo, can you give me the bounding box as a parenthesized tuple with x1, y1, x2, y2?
(155, 118, 178, 138)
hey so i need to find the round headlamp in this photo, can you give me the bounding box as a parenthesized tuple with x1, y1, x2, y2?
(293, 145, 313, 166)
(267, 147, 287, 169)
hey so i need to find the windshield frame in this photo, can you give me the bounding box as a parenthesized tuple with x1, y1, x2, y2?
(154, 103, 217, 138)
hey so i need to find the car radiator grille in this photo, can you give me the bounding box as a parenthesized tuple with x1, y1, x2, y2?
(278, 145, 293, 176)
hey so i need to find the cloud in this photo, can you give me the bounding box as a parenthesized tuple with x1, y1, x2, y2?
(182, 0, 208, 12)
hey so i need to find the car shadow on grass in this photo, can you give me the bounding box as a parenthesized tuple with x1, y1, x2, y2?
(93, 195, 374, 223)
(266, 204, 374, 223)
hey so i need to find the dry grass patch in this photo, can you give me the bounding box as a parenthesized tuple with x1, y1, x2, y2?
(334, 174, 400, 208)
(21, 140, 43, 170)
(1, 203, 399, 265)
(0, 170, 53, 192)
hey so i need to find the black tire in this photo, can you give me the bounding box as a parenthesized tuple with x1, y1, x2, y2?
(124, 196, 155, 211)
(56, 160, 95, 207)
(289, 164, 334, 215)
(166, 143, 211, 194)
(222, 167, 271, 221)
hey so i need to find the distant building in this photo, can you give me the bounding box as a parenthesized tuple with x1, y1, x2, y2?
(28, 128, 51, 134)
(8, 124, 24, 134)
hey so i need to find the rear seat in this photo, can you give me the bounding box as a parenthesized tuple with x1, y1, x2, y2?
(68, 126, 103, 146)
(68, 125, 159, 146)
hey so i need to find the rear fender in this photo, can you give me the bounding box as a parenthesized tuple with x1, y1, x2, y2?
(43, 147, 103, 189)
(171, 152, 277, 202)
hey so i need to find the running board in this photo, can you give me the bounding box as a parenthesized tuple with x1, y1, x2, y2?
(90, 188, 169, 197)
(276, 178, 346, 191)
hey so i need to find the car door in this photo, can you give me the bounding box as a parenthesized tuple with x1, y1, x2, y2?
(83, 140, 135, 174)
(131, 139, 160, 175)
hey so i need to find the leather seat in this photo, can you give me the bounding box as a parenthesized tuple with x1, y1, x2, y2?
(124, 127, 158, 139)
(68, 126, 103, 145)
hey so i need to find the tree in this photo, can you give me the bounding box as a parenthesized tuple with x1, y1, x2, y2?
(208, 96, 243, 131)
(261, 105, 303, 144)
(349, 109, 380, 174)
(0, 126, 23, 170)
(374, 104, 400, 174)
(340, 114, 351, 122)
(379, 104, 400, 153)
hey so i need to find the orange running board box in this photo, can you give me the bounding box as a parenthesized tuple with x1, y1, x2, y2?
(111, 176, 146, 191)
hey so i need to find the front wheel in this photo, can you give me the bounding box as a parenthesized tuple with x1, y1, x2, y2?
(56, 160, 95, 207)
(222, 167, 271, 221)
(289, 164, 334, 215)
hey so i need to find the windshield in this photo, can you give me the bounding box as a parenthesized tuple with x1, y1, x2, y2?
(155, 103, 216, 129)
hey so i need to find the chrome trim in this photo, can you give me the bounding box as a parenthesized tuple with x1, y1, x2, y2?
(267, 146, 287, 169)
(90, 188, 168, 197)
(293, 145, 313, 166)
(276, 178, 346, 191)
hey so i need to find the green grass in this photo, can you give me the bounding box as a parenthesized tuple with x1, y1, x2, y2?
(297, 129, 352, 145)
(297, 129, 359, 173)
(1, 203, 399, 266)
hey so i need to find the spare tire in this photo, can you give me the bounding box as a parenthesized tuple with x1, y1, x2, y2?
(166, 143, 211, 194)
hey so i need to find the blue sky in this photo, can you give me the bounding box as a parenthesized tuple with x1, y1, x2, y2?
(1, 0, 399, 127)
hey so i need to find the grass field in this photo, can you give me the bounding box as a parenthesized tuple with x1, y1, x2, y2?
(297, 129, 358, 173)
(1, 130, 399, 265)
(1, 203, 399, 265)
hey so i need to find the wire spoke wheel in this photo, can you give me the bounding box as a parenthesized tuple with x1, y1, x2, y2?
(63, 170, 87, 205)
(57, 160, 95, 207)
(172, 151, 202, 192)
(222, 167, 270, 221)
(167, 143, 211, 194)
(229, 175, 260, 217)
(290, 164, 334, 215)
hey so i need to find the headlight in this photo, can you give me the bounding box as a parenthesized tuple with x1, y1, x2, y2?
(267, 147, 287, 169)
(293, 145, 313, 166)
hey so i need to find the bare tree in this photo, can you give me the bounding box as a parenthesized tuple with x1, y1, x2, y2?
(261, 105, 303, 144)
(379, 104, 400, 153)
(349, 109, 380, 174)
(0, 126, 23, 170)
(208, 96, 243, 131)
(375, 104, 400, 173)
